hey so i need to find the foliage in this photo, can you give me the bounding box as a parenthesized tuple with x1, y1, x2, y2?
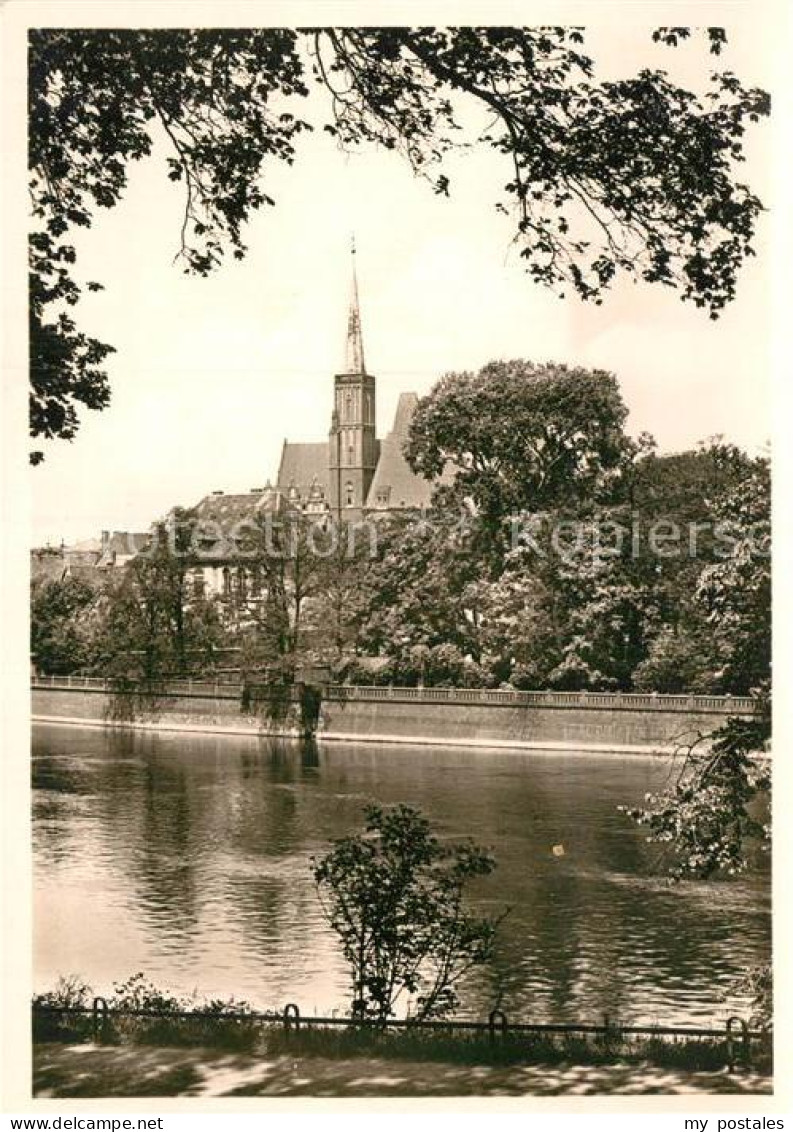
(236, 511, 330, 678)
(312, 804, 507, 1023)
(406, 361, 634, 542)
(301, 519, 376, 666)
(31, 574, 101, 674)
(29, 27, 768, 458)
(632, 627, 716, 693)
(619, 452, 772, 881)
(94, 510, 223, 689)
(725, 962, 772, 1033)
(35, 389, 770, 703)
(33, 973, 93, 1012)
(32, 972, 257, 1050)
(356, 510, 486, 660)
(620, 689, 771, 880)
(473, 544, 563, 686)
(32, 972, 762, 1073)
(264, 1021, 737, 1072)
(28, 28, 310, 461)
(695, 461, 771, 694)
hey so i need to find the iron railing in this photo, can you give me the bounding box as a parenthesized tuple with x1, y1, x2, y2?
(32, 999, 765, 1074)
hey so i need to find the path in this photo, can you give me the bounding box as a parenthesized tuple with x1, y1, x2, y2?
(33, 1044, 773, 1098)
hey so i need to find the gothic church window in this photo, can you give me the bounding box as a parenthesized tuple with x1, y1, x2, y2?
(345, 481, 354, 507)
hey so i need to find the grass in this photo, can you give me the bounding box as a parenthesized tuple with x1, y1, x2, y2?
(31, 1011, 771, 1074)
(32, 974, 771, 1076)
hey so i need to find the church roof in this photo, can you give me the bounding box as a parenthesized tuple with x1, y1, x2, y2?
(365, 392, 437, 511)
(276, 442, 331, 500)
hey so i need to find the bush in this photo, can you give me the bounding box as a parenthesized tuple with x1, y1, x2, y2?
(32, 972, 260, 1052)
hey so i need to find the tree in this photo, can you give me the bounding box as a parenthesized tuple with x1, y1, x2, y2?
(620, 460, 771, 876)
(29, 27, 768, 459)
(405, 361, 635, 552)
(236, 510, 329, 681)
(620, 695, 770, 881)
(632, 626, 716, 694)
(30, 574, 101, 674)
(95, 511, 222, 685)
(306, 519, 376, 671)
(312, 804, 506, 1023)
(355, 510, 486, 665)
(473, 544, 563, 686)
(695, 460, 771, 694)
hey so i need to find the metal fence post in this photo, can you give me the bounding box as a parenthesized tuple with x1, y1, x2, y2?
(723, 1018, 746, 1068)
(488, 1009, 508, 1042)
(725, 1016, 749, 1073)
(92, 996, 109, 1043)
(283, 1002, 301, 1033)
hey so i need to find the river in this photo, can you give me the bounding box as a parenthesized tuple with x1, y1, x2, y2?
(32, 722, 770, 1026)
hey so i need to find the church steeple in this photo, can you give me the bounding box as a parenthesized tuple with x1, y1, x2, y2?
(329, 238, 377, 515)
(343, 237, 366, 375)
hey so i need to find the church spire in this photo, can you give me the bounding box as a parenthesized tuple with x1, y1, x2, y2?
(344, 236, 366, 374)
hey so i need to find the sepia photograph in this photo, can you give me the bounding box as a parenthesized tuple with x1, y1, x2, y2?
(2, 4, 784, 1110)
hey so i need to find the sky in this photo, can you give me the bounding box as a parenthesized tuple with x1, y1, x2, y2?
(28, 23, 774, 547)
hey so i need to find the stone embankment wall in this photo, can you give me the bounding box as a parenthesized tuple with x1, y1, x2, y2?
(31, 678, 757, 755)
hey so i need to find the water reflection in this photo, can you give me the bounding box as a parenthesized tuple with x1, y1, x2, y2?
(32, 723, 770, 1024)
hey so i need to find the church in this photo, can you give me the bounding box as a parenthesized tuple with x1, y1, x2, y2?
(186, 248, 438, 599)
(274, 244, 435, 518)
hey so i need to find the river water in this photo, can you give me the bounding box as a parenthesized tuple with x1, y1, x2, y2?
(32, 722, 770, 1026)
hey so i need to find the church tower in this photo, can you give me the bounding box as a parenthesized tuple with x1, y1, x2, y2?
(328, 242, 378, 515)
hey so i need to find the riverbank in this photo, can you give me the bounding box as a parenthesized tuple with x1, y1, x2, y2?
(31, 679, 758, 755)
(33, 1043, 773, 1097)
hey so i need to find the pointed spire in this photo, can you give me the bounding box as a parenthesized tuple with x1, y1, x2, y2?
(344, 236, 366, 374)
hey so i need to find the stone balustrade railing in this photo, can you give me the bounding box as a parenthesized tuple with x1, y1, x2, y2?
(32, 674, 756, 715)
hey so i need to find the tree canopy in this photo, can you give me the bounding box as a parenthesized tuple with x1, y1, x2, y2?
(29, 26, 769, 460)
(406, 360, 635, 538)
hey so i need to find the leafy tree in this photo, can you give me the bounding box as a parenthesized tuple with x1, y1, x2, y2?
(625, 440, 760, 652)
(355, 510, 486, 664)
(307, 519, 376, 670)
(405, 361, 635, 552)
(236, 510, 329, 680)
(632, 626, 717, 694)
(29, 27, 768, 459)
(620, 693, 770, 881)
(30, 574, 101, 674)
(695, 460, 771, 694)
(95, 510, 222, 684)
(473, 546, 563, 686)
(312, 804, 506, 1023)
(620, 462, 771, 877)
